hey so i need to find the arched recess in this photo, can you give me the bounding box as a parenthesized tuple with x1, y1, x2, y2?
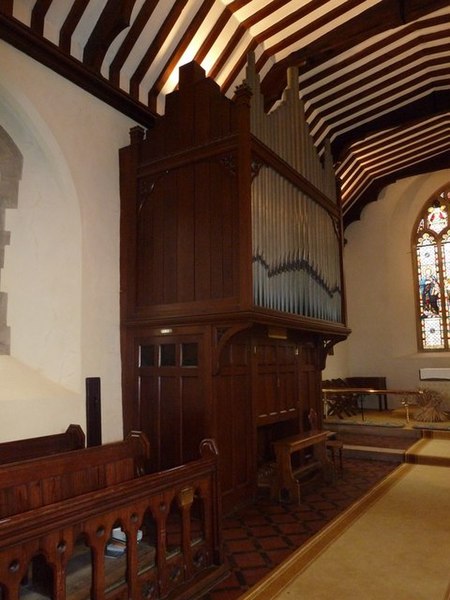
(0, 126, 22, 354)
(0, 80, 82, 397)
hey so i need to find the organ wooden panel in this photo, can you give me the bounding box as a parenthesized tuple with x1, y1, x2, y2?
(214, 333, 254, 513)
(120, 60, 350, 510)
(253, 339, 298, 426)
(135, 159, 239, 310)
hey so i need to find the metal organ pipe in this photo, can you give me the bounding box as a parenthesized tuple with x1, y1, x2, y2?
(251, 171, 341, 321)
(245, 56, 342, 323)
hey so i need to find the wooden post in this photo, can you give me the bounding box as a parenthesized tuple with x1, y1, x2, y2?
(86, 377, 102, 447)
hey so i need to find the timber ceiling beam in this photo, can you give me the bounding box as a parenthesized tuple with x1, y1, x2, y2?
(83, 0, 137, 71)
(261, 0, 450, 110)
(0, 11, 156, 127)
(334, 90, 450, 161)
(343, 150, 450, 227)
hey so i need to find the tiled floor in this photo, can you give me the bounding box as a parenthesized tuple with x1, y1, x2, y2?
(201, 457, 399, 599)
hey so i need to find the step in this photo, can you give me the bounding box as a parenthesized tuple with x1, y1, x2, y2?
(326, 422, 420, 439)
(343, 444, 406, 463)
(405, 436, 450, 467)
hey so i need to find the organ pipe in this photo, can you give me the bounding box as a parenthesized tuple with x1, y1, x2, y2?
(244, 54, 342, 322)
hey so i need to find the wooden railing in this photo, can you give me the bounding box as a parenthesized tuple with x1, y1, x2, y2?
(0, 439, 224, 600)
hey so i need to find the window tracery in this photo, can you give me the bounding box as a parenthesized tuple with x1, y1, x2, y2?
(413, 188, 450, 351)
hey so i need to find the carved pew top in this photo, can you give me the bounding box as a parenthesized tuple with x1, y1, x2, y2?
(0, 424, 85, 465)
(0, 431, 150, 518)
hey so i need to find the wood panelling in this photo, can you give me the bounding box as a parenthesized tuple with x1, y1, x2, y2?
(135, 159, 238, 309)
(124, 323, 326, 509)
(119, 65, 245, 321)
(253, 340, 298, 426)
(214, 334, 253, 513)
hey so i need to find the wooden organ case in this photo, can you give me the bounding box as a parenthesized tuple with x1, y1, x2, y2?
(120, 59, 349, 512)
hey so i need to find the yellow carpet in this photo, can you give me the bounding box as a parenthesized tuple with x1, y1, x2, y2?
(241, 449, 450, 600)
(406, 436, 450, 467)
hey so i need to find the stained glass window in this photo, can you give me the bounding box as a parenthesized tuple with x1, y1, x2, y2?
(413, 188, 450, 351)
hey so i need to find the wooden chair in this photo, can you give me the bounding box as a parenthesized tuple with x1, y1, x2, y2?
(323, 379, 359, 419)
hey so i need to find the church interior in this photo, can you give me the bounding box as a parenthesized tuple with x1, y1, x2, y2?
(0, 1, 450, 598)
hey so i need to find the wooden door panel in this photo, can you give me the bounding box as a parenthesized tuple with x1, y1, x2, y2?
(159, 376, 182, 469)
(135, 334, 205, 471)
(138, 375, 160, 470)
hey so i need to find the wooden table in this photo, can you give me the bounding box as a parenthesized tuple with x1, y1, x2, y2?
(322, 388, 422, 420)
(272, 430, 333, 503)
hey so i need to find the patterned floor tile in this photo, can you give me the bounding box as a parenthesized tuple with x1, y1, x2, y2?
(200, 458, 397, 599)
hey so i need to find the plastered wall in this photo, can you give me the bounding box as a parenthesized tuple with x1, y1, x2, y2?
(0, 41, 137, 442)
(324, 170, 450, 408)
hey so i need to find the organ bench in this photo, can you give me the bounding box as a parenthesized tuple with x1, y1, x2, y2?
(272, 430, 334, 503)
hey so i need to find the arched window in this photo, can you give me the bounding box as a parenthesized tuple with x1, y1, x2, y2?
(413, 187, 450, 351)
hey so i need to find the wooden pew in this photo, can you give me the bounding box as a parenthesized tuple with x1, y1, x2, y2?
(272, 430, 334, 503)
(0, 424, 85, 465)
(0, 436, 224, 600)
(0, 430, 149, 519)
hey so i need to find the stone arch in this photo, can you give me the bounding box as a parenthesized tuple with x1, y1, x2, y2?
(0, 78, 82, 394)
(0, 127, 22, 354)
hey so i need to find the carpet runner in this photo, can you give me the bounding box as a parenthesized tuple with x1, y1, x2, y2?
(239, 432, 450, 600)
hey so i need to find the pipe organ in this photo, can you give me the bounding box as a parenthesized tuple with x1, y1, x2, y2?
(119, 60, 349, 511)
(252, 168, 341, 321)
(247, 57, 337, 200)
(246, 55, 342, 322)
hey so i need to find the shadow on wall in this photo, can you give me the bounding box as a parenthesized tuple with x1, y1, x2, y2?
(0, 356, 82, 442)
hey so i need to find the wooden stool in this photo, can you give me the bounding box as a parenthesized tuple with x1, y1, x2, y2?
(326, 439, 344, 474)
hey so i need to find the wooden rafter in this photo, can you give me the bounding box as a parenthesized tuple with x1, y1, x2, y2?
(129, 0, 189, 100)
(0, 0, 449, 225)
(30, 0, 52, 36)
(83, 0, 137, 70)
(59, 0, 90, 53)
(147, 0, 216, 109)
(108, 0, 160, 86)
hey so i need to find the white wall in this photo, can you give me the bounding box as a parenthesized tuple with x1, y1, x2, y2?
(0, 41, 137, 442)
(324, 170, 450, 407)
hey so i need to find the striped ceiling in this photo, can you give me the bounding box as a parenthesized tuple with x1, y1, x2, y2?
(1, 0, 449, 225)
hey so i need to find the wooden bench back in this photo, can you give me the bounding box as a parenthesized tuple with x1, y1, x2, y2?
(0, 431, 150, 518)
(0, 424, 85, 465)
